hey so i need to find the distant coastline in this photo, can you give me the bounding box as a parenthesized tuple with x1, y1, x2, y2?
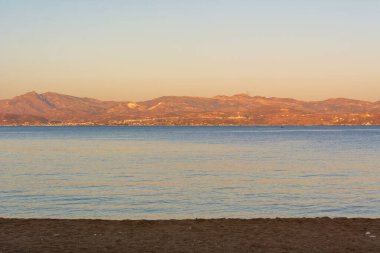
(1, 91, 379, 126)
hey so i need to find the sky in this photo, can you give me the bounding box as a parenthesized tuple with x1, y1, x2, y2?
(1, 0, 380, 102)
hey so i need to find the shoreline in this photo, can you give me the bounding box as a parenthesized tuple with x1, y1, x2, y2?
(1, 124, 380, 127)
(1, 217, 379, 252)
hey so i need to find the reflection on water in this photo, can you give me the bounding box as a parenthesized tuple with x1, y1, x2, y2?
(0, 126, 380, 219)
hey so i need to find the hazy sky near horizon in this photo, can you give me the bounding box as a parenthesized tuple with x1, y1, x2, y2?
(1, 0, 380, 101)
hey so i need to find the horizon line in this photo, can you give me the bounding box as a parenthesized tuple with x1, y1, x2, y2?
(3, 90, 379, 103)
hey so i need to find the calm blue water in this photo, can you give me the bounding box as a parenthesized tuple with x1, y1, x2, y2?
(1, 126, 380, 219)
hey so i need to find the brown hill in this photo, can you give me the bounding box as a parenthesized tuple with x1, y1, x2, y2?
(0, 92, 379, 126)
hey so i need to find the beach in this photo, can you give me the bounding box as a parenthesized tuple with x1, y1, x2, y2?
(1, 218, 379, 252)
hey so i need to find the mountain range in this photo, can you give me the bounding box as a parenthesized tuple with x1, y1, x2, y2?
(1, 91, 380, 126)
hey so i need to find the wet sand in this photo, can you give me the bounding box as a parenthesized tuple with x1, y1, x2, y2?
(1, 218, 379, 252)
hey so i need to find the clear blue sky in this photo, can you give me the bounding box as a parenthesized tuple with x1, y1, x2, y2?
(1, 0, 380, 101)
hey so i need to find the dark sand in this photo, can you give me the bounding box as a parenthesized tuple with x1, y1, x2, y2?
(1, 218, 379, 253)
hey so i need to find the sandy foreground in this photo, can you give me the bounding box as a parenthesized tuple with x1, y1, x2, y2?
(0, 218, 379, 253)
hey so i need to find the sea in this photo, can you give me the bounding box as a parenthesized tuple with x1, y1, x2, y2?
(0, 126, 379, 219)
